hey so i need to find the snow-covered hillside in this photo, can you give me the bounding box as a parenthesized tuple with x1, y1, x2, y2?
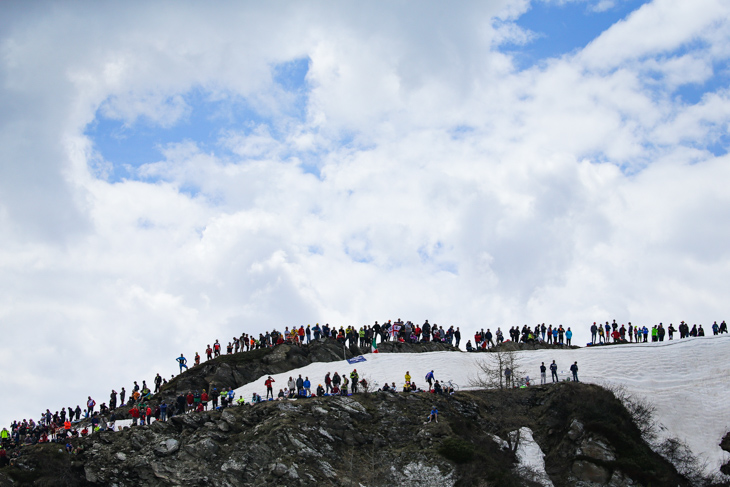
(234, 335, 730, 475)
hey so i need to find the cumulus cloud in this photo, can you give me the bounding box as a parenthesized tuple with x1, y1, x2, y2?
(0, 0, 729, 424)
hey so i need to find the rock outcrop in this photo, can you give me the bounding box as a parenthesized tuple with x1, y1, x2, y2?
(0, 383, 692, 487)
(155, 339, 458, 404)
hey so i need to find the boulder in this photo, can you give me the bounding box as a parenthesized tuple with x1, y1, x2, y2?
(154, 438, 180, 457)
(572, 460, 610, 483)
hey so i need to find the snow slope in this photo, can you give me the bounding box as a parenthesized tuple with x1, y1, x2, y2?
(233, 335, 730, 475)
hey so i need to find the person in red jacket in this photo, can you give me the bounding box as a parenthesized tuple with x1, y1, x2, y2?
(201, 390, 209, 410)
(611, 330, 621, 343)
(146, 406, 153, 423)
(129, 405, 140, 426)
(206, 345, 213, 360)
(265, 376, 275, 399)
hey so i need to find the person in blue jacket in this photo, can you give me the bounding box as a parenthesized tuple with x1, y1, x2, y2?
(566, 328, 573, 346)
(425, 406, 438, 424)
(176, 354, 188, 373)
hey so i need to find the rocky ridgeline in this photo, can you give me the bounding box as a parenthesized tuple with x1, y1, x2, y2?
(156, 339, 459, 402)
(0, 383, 691, 486)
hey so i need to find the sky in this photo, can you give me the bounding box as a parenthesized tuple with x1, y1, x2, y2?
(1, 0, 729, 425)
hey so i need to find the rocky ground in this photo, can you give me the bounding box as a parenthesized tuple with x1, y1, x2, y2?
(0, 382, 695, 486)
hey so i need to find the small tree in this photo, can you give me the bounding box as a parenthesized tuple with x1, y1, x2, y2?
(468, 349, 524, 390)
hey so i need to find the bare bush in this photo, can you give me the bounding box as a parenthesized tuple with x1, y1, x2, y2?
(601, 382, 663, 444)
(655, 436, 714, 486)
(602, 381, 718, 486)
(468, 350, 524, 390)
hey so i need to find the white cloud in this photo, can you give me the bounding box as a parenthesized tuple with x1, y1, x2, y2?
(0, 0, 729, 426)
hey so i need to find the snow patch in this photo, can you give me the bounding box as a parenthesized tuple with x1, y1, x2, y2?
(511, 427, 554, 487)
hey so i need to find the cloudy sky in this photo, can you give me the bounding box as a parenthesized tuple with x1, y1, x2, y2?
(1, 0, 729, 424)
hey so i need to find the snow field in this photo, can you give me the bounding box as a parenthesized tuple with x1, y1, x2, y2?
(233, 335, 730, 475)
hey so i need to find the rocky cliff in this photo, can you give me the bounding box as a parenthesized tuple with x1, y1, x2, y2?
(0, 383, 692, 487)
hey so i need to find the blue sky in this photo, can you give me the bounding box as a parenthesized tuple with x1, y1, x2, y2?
(86, 57, 312, 182)
(511, 0, 651, 67)
(85, 0, 728, 183)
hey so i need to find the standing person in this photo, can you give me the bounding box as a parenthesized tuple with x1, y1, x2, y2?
(324, 373, 332, 394)
(550, 360, 558, 383)
(109, 390, 117, 410)
(296, 375, 304, 395)
(194, 352, 201, 365)
(129, 404, 140, 426)
(211, 388, 219, 409)
(206, 345, 213, 360)
(565, 327, 572, 346)
(87, 396, 96, 414)
(154, 374, 162, 394)
(227, 387, 235, 405)
(570, 361, 579, 382)
(405, 371, 411, 385)
(590, 322, 597, 343)
(265, 376, 275, 399)
(540, 362, 547, 385)
(201, 390, 209, 410)
(176, 354, 188, 373)
(350, 369, 359, 393)
(504, 367, 512, 388)
(425, 370, 435, 390)
(303, 377, 311, 396)
(454, 327, 461, 348)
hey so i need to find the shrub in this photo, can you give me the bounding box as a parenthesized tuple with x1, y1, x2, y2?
(438, 437, 475, 464)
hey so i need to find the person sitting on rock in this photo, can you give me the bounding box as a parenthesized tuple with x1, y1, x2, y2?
(433, 380, 443, 395)
(316, 384, 325, 396)
(425, 406, 438, 424)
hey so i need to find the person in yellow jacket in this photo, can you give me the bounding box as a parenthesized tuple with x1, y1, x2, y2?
(405, 371, 411, 385)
